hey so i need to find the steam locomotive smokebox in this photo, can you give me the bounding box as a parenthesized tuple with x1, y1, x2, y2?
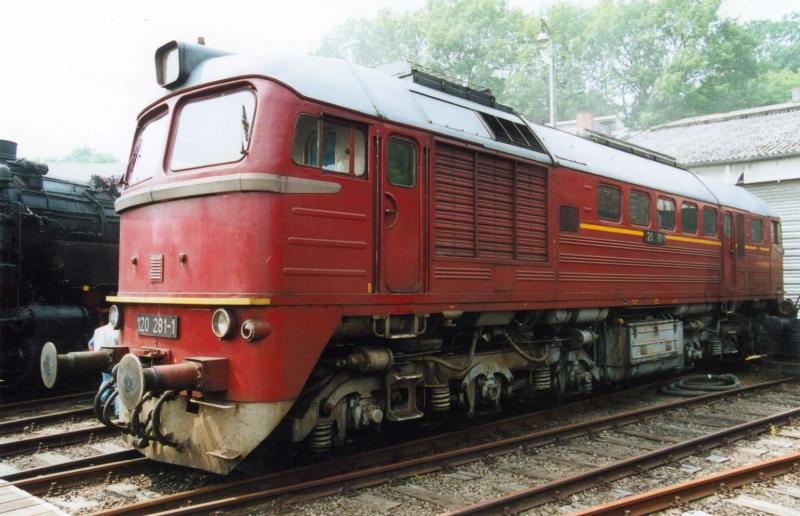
(0, 140, 17, 162)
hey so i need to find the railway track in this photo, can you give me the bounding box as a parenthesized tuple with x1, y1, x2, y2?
(0, 406, 94, 436)
(0, 390, 113, 462)
(0, 424, 116, 458)
(572, 450, 800, 515)
(70, 377, 797, 515)
(0, 390, 94, 415)
(0, 375, 678, 495)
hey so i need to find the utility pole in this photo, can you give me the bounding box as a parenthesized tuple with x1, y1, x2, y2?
(537, 19, 556, 127)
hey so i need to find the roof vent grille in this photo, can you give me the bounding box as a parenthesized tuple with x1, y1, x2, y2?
(479, 113, 546, 154)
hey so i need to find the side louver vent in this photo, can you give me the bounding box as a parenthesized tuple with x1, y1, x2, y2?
(149, 254, 164, 283)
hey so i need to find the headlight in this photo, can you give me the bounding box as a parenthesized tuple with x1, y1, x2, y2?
(109, 305, 122, 329)
(211, 308, 236, 339)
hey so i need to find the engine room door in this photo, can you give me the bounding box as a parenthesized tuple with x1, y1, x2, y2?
(380, 134, 422, 293)
(721, 211, 737, 293)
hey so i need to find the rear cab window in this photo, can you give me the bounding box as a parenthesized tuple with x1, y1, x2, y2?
(126, 109, 169, 185)
(657, 197, 675, 230)
(171, 89, 256, 171)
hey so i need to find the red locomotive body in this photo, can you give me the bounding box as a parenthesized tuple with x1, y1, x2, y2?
(51, 42, 793, 474)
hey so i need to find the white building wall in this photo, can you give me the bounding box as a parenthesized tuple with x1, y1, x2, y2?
(693, 156, 800, 185)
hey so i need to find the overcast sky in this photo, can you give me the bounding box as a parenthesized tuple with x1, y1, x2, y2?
(0, 0, 796, 166)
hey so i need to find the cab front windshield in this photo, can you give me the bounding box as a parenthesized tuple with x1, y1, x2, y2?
(126, 111, 169, 185)
(125, 88, 256, 185)
(171, 89, 256, 171)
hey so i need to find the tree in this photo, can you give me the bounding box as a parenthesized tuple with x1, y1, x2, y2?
(56, 146, 118, 163)
(315, 0, 800, 129)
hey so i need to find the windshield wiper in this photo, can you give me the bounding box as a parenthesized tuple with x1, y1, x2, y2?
(240, 105, 251, 155)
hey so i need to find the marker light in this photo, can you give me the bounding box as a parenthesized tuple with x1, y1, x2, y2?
(241, 319, 271, 342)
(161, 46, 180, 85)
(109, 305, 122, 329)
(211, 308, 236, 339)
(154, 40, 232, 89)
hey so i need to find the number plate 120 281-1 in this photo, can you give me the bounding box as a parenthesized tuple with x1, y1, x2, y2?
(136, 314, 178, 338)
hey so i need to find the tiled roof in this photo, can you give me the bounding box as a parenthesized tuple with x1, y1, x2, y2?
(628, 102, 800, 166)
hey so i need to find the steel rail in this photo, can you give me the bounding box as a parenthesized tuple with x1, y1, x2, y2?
(2, 450, 141, 483)
(12, 456, 151, 495)
(446, 406, 800, 515)
(570, 450, 800, 516)
(0, 391, 94, 413)
(95, 378, 796, 516)
(0, 424, 114, 458)
(0, 407, 93, 435)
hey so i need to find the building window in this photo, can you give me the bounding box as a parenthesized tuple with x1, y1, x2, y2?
(702, 207, 718, 236)
(292, 115, 367, 177)
(681, 202, 698, 234)
(723, 213, 732, 237)
(629, 191, 650, 226)
(597, 184, 621, 221)
(657, 197, 675, 230)
(751, 218, 763, 243)
(387, 138, 416, 187)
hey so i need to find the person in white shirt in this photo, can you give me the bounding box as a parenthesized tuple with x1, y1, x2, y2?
(88, 323, 121, 416)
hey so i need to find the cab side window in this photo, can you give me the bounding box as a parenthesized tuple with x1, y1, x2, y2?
(772, 220, 782, 244)
(723, 213, 732, 237)
(681, 202, 698, 233)
(702, 207, 718, 236)
(292, 115, 367, 177)
(387, 138, 416, 187)
(293, 116, 320, 166)
(629, 191, 650, 226)
(751, 218, 763, 243)
(657, 197, 675, 230)
(597, 184, 621, 221)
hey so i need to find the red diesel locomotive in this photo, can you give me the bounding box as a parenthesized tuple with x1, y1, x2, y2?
(42, 41, 794, 474)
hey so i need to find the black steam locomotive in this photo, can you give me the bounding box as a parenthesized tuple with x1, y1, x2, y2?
(0, 139, 119, 389)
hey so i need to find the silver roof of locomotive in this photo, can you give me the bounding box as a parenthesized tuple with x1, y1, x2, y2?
(178, 53, 775, 217)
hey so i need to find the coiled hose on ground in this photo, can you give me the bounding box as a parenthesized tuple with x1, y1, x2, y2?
(659, 373, 741, 397)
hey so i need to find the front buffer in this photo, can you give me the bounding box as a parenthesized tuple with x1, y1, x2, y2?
(95, 305, 342, 474)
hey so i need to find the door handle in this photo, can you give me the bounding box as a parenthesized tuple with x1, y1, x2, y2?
(383, 191, 399, 229)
